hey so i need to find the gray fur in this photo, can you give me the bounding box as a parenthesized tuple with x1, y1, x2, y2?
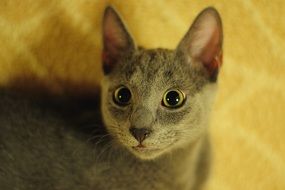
(0, 6, 222, 190)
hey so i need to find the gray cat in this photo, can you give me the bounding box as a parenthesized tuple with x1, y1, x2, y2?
(0, 6, 223, 190)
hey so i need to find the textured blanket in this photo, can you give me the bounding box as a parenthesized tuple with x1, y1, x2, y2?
(0, 0, 284, 189)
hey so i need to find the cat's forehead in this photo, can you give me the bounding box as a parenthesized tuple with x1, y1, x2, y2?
(109, 48, 207, 94)
(127, 48, 176, 81)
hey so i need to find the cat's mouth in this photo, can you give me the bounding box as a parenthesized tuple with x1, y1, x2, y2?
(127, 140, 177, 159)
(131, 145, 161, 152)
(129, 144, 168, 159)
(132, 144, 160, 151)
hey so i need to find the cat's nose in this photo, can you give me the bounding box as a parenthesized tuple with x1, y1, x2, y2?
(129, 128, 152, 143)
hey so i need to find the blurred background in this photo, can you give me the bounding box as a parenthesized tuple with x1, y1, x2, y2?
(0, 0, 284, 189)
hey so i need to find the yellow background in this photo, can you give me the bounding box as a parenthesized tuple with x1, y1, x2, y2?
(0, 0, 284, 189)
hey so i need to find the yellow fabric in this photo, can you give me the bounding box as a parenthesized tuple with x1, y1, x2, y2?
(0, 0, 284, 189)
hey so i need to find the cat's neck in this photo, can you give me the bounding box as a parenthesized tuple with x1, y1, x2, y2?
(88, 133, 209, 190)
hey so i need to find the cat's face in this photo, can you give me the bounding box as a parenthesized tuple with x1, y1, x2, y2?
(101, 7, 223, 160)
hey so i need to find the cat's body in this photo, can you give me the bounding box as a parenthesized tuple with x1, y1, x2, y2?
(0, 6, 223, 190)
(0, 91, 209, 190)
(0, 91, 95, 190)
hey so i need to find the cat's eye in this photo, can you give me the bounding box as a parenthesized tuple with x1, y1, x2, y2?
(113, 86, 132, 106)
(162, 89, 186, 108)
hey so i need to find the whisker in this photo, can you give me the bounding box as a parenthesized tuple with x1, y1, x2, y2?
(94, 142, 114, 164)
(87, 133, 110, 143)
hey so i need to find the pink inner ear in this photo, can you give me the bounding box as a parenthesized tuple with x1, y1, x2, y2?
(102, 7, 135, 73)
(200, 27, 222, 74)
(205, 50, 223, 77)
(103, 17, 127, 67)
(189, 13, 222, 77)
(104, 20, 127, 55)
(200, 27, 220, 64)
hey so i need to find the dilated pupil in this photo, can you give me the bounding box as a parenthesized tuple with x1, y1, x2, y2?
(166, 91, 180, 106)
(117, 88, 131, 103)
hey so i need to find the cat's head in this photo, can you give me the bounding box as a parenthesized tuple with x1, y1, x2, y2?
(100, 6, 223, 160)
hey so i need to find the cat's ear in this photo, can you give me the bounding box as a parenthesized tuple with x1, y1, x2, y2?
(102, 6, 135, 74)
(177, 7, 223, 81)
